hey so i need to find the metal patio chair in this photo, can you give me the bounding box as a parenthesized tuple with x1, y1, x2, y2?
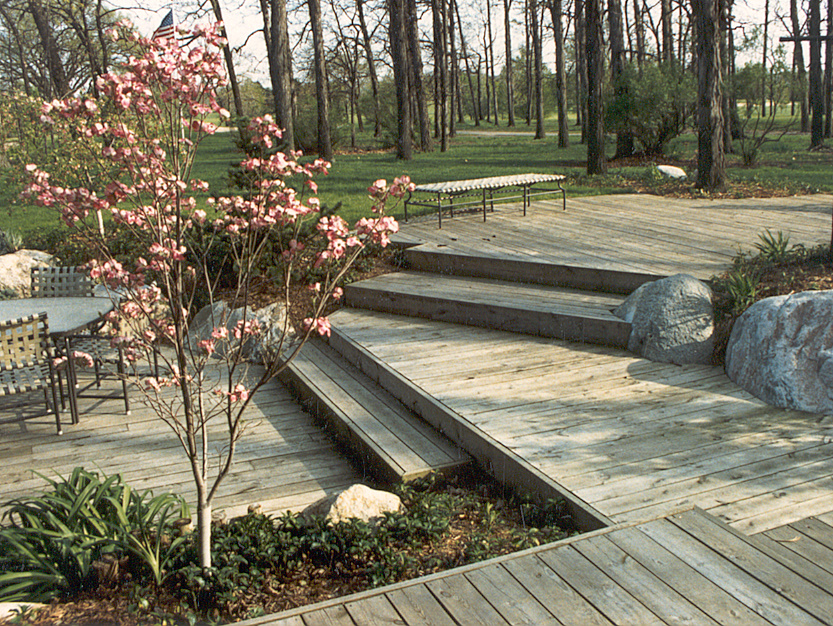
(0, 313, 64, 434)
(31, 266, 130, 415)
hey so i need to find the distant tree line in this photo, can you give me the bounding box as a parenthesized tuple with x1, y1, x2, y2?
(2, 0, 833, 191)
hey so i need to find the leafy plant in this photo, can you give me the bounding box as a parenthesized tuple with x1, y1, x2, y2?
(754, 229, 791, 262)
(0, 468, 189, 602)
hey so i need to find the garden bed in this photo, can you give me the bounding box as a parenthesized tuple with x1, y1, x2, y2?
(3, 469, 576, 625)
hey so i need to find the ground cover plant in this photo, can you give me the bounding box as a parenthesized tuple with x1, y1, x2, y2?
(0, 469, 575, 625)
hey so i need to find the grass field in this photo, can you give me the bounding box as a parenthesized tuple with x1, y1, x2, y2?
(3, 117, 832, 239)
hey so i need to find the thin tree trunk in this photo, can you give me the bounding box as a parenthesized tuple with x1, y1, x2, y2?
(530, 0, 545, 138)
(446, 0, 463, 137)
(693, 0, 726, 190)
(790, 0, 809, 131)
(504, 0, 516, 126)
(389, 0, 412, 159)
(268, 0, 295, 150)
(432, 0, 448, 150)
(633, 0, 645, 72)
(608, 0, 632, 157)
(28, 0, 69, 98)
(525, 8, 532, 125)
(455, 0, 479, 124)
(548, 0, 569, 147)
(486, 0, 499, 124)
(576, 0, 588, 141)
(308, 0, 333, 160)
(762, 0, 769, 116)
(209, 0, 244, 133)
(407, 0, 432, 151)
(661, 0, 673, 65)
(720, 0, 732, 152)
(586, 0, 605, 173)
(357, 0, 382, 137)
(483, 29, 492, 123)
(810, 0, 824, 147)
(825, 0, 833, 136)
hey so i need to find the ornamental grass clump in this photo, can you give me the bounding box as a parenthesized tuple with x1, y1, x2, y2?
(20, 20, 410, 570)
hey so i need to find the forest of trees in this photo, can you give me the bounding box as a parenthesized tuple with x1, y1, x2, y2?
(1, 0, 833, 191)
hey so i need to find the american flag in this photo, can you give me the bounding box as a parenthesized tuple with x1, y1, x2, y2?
(152, 10, 175, 40)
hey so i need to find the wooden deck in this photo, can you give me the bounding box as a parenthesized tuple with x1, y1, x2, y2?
(397, 193, 833, 281)
(240, 508, 833, 626)
(0, 362, 363, 519)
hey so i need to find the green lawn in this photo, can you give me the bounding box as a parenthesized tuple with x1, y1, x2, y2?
(4, 120, 833, 240)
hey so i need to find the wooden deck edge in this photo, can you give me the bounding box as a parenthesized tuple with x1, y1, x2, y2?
(234, 510, 673, 626)
(344, 286, 632, 348)
(326, 322, 612, 533)
(405, 244, 665, 294)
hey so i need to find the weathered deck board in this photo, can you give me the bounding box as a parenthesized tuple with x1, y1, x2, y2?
(0, 363, 363, 519)
(397, 194, 832, 280)
(240, 509, 833, 625)
(329, 306, 833, 533)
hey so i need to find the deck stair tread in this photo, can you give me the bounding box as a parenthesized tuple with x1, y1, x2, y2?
(344, 270, 631, 348)
(239, 508, 833, 625)
(279, 339, 470, 483)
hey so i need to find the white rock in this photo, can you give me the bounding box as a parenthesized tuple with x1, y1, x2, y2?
(656, 165, 687, 180)
(0, 250, 54, 297)
(726, 291, 833, 413)
(615, 273, 714, 365)
(301, 484, 403, 526)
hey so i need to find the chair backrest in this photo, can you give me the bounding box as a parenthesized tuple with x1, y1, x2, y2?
(31, 266, 94, 298)
(0, 313, 50, 369)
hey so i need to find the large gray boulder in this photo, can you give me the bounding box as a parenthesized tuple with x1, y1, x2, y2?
(726, 291, 833, 413)
(0, 250, 54, 297)
(656, 165, 687, 180)
(301, 484, 403, 526)
(615, 273, 714, 365)
(188, 300, 291, 362)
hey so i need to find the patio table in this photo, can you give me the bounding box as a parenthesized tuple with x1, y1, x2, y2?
(0, 296, 115, 424)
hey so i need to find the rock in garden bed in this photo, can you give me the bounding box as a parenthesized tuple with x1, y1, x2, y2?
(726, 290, 833, 413)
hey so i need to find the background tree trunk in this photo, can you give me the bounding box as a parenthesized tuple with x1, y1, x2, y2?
(530, 0, 545, 138)
(503, 0, 516, 126)
(661, 0, 673, 65)
(788, 0, 809, 131)
(548, 0, 569, 147)
(389, 0, 412, 159)
(608, 0, 633, 157)
(209, 0, 244, 131)
(268, 0, 295, 150)
(407, 0, 432, 151)
(576, 0, 588, 142)
(694, 0, 726, 190)
(809, 0, 824, 148)
(308, 0, 333, 160)
(356, 0, 382, 137)
(28, 0, 69, 97)
(586, 0, 605, 173)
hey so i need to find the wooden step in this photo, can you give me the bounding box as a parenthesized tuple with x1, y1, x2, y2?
(325, 309, 611, 533)
(279, 339, 470, 484)
(344, 271, 632, 348)
(405, 243, 664, 294)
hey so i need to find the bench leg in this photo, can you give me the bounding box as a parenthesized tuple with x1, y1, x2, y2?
(559, 182, 566, 211)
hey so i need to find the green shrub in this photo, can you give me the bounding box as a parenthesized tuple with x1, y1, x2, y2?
(0, 468, 190, 602)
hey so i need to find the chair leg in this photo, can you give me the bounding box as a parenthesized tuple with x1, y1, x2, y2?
(117, 346, 130, 415)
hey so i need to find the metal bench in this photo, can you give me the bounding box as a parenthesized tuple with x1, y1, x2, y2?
(404, 173, 566, 228)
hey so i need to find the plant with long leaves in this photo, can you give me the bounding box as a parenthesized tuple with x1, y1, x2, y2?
(0, 467, 189, 602)
(22, 20, 409, 571)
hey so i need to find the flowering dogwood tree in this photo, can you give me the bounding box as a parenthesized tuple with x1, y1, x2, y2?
(22, 22, 410, 570)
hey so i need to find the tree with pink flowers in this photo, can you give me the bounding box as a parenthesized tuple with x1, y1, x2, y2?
(22, 21, 411, 569)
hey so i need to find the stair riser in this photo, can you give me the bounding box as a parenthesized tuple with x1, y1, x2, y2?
(278, 363, 405, 485)
(326, 326, 610, 533)
(344, 288, 631, 348)
(406, 248, 662, 294)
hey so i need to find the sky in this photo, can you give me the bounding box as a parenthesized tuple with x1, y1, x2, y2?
(118, 0, 784, 87)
